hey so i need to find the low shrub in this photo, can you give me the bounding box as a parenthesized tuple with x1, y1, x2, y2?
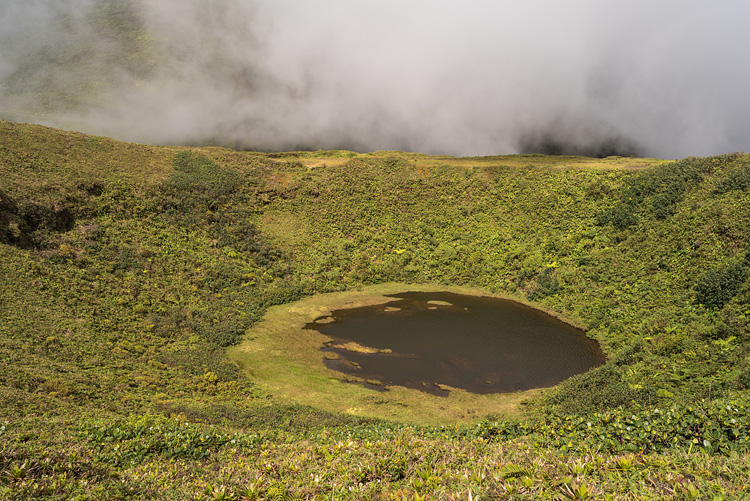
(0, 190, 75, 248)
(433, 242, 458, 264)
(80, 415, 260, 466)
(158, 341, 240, 381)
(714, 160, 750, 194)
(161, 151, 243, 216)
(540, 364, 642, 414)
(528, 267, 560, 300)
(469, 397, 750, 455)
(735, 368, 750, 390)
(695, 259, 748, 309)
(596, 203, 638, 230)
(651, 185, 683, 219)
(597, 157, 706, 228)
(195, 316, 250, 348)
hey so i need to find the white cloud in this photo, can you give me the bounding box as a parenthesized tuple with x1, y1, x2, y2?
(2, 0, 749, 157)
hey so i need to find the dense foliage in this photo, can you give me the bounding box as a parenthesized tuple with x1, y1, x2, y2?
(1, 120, 749, 498)
(695, 254, 749, 309)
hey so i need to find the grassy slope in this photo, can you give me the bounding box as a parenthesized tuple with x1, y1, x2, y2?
(1, 120, 750, 498)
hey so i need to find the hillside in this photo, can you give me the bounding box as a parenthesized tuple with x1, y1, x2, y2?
(1, 119, 750, 498)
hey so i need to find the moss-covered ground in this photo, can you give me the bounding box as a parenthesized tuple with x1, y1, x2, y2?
(1, 119, 750, 499)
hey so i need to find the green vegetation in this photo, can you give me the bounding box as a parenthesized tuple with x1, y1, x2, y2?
(1, 119, 750, 498)
(695, 254, 749, 310)
(714, 159, 750, 195)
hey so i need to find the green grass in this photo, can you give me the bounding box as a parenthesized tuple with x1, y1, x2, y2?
(1, 119, 749, 498)
(228, 283, 537, 425)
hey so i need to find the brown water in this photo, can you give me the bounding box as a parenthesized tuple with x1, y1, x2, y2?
(306, 292, 605, 396)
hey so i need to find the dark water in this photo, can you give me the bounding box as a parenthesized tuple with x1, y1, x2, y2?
(306, 292, 605, 396)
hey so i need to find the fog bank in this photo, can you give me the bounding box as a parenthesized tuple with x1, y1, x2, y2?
(2, 1, 749, 157)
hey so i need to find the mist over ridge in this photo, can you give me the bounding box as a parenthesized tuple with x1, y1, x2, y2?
(1, 0, 749, 158)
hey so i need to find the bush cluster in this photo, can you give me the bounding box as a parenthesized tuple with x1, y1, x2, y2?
(161, 151, 243, 217)
(81, 415, 260, 466)
(714, 160, 750, 194)
(195, 316, 251, 348)
(539, 364, 646, 414)
(597, 156, 705, 228)
(528, 267, 560, 300)
(0, 189, 74, 248)
(694, 256, 749, 309)
(468, 398, 750, 454)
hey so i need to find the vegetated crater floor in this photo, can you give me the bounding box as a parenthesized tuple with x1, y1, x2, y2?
(228, 283, 604, 425)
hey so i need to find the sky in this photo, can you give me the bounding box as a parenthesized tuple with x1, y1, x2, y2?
(1, 0, 750, 158)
